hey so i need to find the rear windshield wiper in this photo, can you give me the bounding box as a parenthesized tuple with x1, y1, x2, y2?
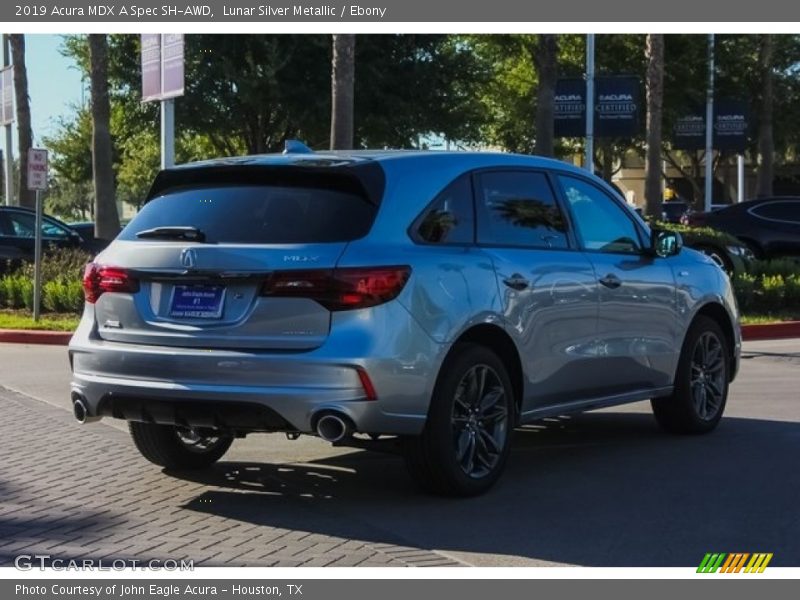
(136, 226, 207, 242)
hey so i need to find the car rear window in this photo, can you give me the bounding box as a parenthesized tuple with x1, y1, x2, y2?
(119, 185, 378, 244)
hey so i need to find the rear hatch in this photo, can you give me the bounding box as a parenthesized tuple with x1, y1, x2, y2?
(86, 162, 384, 350)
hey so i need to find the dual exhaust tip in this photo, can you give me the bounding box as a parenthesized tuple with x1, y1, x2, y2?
(73, 395, 353, 440)
(315, 412, 354, 443)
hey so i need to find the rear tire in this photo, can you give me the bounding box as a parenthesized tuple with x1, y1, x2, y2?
(129, 422, 233, 469)
(403, 343, 514, 496)
(651, 315, 729, 434)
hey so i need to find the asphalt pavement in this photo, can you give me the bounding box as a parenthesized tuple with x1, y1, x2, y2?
(0, 340, 797, 567)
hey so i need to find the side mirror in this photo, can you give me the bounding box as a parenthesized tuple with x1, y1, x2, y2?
(651, 229, 682, 258)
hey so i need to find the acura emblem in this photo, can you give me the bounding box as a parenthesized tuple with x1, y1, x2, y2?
(180, 248, 197, 268)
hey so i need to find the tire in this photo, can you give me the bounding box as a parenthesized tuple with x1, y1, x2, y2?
(129, 422, 233, 469)
(696, 244, 734, 277)
(403, 343, 515, 496)
(651, 315, 729, 434)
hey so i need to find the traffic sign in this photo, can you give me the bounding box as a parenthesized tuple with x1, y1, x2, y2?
(141, 34, 184, 102)
(27, 148, 48, 191)
(1, 66, 13, 125)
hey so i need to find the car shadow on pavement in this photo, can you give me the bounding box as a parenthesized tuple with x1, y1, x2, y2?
(172, 412, 800, 567)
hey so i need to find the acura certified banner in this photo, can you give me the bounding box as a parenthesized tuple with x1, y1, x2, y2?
(672, 99, 750, 151)
(554, 76, 640, 138)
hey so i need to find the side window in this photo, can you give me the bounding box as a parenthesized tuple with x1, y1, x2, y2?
(42, 220, 71, 239)
(6, 212, 70, 239)
(752, 201, 800, 224)
(558, 175, 643, 254)
(414, 174, 474, 244)
(7, 212, 35, 238)
(476, 171, 568, 249)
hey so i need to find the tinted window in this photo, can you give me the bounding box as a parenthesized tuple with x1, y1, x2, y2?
(4, 212, 70, 239)
(414, 175, 474, 244)
(119, 185, 377, 244)
(476, 171, 568, 249)
(752, 200, 800, 224)
(559, 175, 643, 254)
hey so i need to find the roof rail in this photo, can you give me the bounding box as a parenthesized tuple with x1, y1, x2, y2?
(283, 139, 314, 154)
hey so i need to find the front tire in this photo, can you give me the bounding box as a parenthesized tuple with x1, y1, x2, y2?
(651, 315, 729, 434)
(403, 343, 514, 496)
(129, 422, 233, 469)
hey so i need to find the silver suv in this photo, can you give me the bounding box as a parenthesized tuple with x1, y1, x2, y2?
(69, 150, 740, 496)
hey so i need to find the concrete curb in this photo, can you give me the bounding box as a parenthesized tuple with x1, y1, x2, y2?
(0, 329, 73, 345)
(1, 321, 799, 346)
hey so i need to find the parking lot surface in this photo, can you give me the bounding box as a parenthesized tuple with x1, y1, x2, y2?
(0, 340, 798, 567)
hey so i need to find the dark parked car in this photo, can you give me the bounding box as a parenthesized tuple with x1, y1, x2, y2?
(67, 221, 119, 253)
(0, 206, 96, 271)
(686, 197, 800, 259)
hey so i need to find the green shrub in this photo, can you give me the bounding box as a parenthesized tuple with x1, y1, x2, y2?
(760, 275, 785, 311)
(0, 275, 32, 310)
(749, 258, 800, 279)
(785, 275, 800, 307)
(43, 279, 84, 313)
(733, 273, 758, 313)
(17, 246, 92, 284)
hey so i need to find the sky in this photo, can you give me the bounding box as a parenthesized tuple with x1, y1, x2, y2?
(10, 34, 84, 147)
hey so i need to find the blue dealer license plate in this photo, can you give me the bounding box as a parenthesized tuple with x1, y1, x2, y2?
(169, 285, 226, 319)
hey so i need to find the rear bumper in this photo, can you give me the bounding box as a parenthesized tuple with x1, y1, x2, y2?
(69, 302, 444, 436)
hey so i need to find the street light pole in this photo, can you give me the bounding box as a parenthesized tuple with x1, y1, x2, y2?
(704, 34, 715, 212)
(2, 35, 13, 206)
(585, 34, 595, 173)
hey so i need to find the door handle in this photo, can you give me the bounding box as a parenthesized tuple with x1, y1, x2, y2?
(503, 273, 530, 290)
(599, 274, 622, 289)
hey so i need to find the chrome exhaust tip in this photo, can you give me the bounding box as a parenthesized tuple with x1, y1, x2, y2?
(315, 413, 353, 443)
(72, 396, 100, 424)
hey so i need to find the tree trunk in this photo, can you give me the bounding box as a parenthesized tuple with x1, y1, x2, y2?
(9, 35, 34, 208)
(644, 34, 665, 218)
(88, 34, 120, 239)
(330, 34, 355, 150)
(756, 34, 774, 198)
(601, 142, 614, 182)
(533, 34, 558, 157)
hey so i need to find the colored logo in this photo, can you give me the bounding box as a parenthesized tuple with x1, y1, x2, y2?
(697, 553, 773, 573)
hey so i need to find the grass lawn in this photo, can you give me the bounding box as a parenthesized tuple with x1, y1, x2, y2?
(0, 310, 80, 332)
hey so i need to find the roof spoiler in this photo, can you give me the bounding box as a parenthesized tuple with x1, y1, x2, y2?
(283, 139, 314, 154)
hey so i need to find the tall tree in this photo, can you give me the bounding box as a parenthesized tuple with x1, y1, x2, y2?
(88, 34, 119, 239)
(644, 34, 665, 217)
(330, 34, 355, 150)
(756, 34, 774, 197)
(9, 34, 34, 208)
(533, 35, 558, 157)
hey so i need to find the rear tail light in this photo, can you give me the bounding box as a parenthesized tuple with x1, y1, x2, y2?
(261, 266, 411, 311)
(82, 263, 140, 303)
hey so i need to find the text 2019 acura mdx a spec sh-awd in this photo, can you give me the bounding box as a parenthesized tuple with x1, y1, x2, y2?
(69, 149, 740, 496)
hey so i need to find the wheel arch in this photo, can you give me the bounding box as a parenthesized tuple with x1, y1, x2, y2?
(690, 302, 737, 382)
(448, 324, 524, 422)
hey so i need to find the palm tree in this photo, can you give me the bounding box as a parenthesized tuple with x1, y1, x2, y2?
(9, 34, 34, 209)
(330, 34, 355, 150)
(644, 34, 665, 218)
(756, 34, 774, 197)
(533, 35, 558, 157)
(88, 34, 119, 240)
